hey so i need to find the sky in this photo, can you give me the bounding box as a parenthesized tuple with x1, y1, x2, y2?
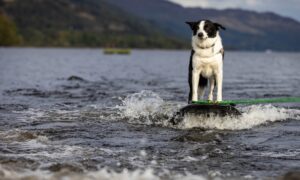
(167, 0, 300, 22)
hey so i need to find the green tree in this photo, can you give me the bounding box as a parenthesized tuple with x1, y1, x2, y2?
(0, 14, 22, 46)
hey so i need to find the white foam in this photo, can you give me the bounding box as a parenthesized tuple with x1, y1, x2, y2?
(182, 156, 198, 162)
(88, 168, 160, 180)
(119, 90, 164, 120)
(245, 149, 300, 158)
(180, 105, 300, 130)
(0, 166, 208, 180)
(140, 150, 147, 157)
(21, 139, 48, 149)
(259, 151, 300, 158)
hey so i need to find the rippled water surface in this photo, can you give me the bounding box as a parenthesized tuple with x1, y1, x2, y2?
(0, 48, 300, 179)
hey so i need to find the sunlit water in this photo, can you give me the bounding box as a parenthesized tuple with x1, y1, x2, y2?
(0, 48, 299, 179)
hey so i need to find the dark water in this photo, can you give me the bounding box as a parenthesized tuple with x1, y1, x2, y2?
(0, 48, 299, 179)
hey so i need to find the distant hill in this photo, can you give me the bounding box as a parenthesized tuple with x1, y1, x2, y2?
(107, 0, 300, 51)
(1, 0, 300, 50)
(0, 0, 186, 48)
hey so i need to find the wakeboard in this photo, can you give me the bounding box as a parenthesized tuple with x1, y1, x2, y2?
(170, 103, 241, 125)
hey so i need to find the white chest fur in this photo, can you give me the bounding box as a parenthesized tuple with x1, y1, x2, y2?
(191, 33, 224, 102)
(192, 53, 223, 78)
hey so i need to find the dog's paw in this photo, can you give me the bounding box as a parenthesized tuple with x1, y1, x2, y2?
(216, 98, 222, 102)
(214, 100, 222, 104)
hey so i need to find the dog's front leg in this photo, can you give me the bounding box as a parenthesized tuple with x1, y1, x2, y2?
(192, 70, 201, 101)
(216, 70, 223, 102)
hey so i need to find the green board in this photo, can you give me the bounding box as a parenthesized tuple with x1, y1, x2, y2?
(192, 97, 300, 106)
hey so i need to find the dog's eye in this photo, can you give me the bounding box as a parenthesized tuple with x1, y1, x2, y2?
(204, 25, 208, 29)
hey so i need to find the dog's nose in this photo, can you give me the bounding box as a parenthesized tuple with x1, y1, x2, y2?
(198, 32, 204, 38)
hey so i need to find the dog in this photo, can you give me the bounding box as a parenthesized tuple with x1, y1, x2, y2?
(186, 20, 226, 103)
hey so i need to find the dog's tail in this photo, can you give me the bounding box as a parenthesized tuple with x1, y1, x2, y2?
(199, 75, 208, 87)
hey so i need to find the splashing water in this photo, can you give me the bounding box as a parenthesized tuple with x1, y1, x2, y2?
(118, 91, 300, 130)
(118, 90, 182, 126)
(120, 90, 164, 119)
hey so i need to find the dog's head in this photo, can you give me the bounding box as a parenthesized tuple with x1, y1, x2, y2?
(186, 20, 225, 40)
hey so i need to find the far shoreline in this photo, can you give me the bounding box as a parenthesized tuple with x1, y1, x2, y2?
(1, 47, 300, 53)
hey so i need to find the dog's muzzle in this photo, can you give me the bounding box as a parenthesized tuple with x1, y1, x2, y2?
(197, 32, 204, 39)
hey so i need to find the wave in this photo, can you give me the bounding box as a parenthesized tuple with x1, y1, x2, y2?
(0, 166, 210, 180)
(118, 91, 300, 130)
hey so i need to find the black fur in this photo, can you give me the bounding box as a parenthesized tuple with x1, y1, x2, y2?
(188, 50, 208, 103)
(214, 23, 226, 31)
(188, 50, 194, 102)
(186, 21, 199, 36)
(204, 20, 226, 38)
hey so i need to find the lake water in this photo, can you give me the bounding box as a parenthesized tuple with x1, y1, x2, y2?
(0, 48, 299, 179)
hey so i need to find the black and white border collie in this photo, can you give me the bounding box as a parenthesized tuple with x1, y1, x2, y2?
(186, 20, 226, 103)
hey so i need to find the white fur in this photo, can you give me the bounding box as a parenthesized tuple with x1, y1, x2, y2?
(191, 21, 223, 102)
(199, 21, 208, 39)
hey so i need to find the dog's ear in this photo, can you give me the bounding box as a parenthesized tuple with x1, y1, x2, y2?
(214, 23, 226, 30)
(185, 21, 198, 30)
